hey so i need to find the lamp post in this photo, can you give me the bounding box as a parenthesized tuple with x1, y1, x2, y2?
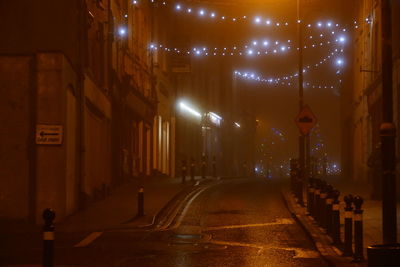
(367, 1, 400, 265)
(379, 0, 397, 246)
(297, 0, 306, 206)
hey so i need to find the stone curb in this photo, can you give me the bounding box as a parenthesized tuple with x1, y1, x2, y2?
(281, 189, 367, 267)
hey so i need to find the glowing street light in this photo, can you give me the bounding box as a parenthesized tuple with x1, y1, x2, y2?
(118, 27, 127, 37)
(209, 112, 222, 126)
(179, 101, 201, 118)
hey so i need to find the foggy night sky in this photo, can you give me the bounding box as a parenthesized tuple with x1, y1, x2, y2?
(174, 0, 351, 164)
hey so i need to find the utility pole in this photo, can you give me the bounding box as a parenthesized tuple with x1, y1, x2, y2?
(367, 1, 400, 265)
(380, 0, 397, 245)
(297, 0, 305, 206)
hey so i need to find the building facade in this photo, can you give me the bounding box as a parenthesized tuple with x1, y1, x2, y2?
(344, 0, 400, 199)
(0, 0, 174, 223)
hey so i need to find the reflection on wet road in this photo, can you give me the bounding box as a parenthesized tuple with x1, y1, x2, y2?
(88, 178, 328, 267)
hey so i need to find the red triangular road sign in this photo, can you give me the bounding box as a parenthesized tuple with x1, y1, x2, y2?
(295, 105, 318, 135)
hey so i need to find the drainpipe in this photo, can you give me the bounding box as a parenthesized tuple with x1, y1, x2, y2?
(77, 0, 86, 209)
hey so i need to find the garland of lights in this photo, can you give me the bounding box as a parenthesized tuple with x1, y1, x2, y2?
(128, 0, 352, 94)
(233, 46, 345, 82)
(234, 71, 339, 90)
(131, 0, 364, 31)
(131, 0, 373, 32)
(150, 31, 346, 57)
(234, 47, 345, 89)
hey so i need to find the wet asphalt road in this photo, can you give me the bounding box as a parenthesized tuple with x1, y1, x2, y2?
(1, 178, 328, 267)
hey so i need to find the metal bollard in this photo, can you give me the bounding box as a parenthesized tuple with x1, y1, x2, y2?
(137, 186, 144, 217)
(212, 156, 217, 178)
(353, 195, 365, 262)
(290, 159, 298, 195)
(296, 173, 304, 206)
(307, 178, 315, 215)
(43, 208, 55, 267)
(331, 189, 341, 245)
(343, 194, 354, 257)
(325, 185, 334, 235)
(181, 160, 187, 184)
(319, 181, 328, 228)
(313, 179, 321, 222)
(190, 158, 195, 182)
(201, 155, 206, 179)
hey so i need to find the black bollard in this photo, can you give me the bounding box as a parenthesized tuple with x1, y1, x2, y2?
(43, 208, 55, 267)
(325, 185, 334, 235)
(290, 159, 298, 194)
(296, 173, 304, 206)
(310, 178, 317, 217)
(307, 178, 315, 215)
(181, 159, 187, 184)
(353, 195, 365, 262)
(190, 157, 195, 182)
(343, 194, 354, 257)
(137, 186, 144, 217)
(319, 182, 328, 228)
(314, 180, 321, 222)
(332, 189, 341, 245)
(290, 170, 294, 193)
(290, 160, 296, 194)
(212, 156, 217, 178)
(201, 155, 206, 179)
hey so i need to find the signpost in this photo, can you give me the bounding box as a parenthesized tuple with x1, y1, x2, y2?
(36, 124, 63, 145)
(295, 105, 318, 136)
(295, 105, 317, 206)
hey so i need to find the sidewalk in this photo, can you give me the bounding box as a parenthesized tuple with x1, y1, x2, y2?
(324, 176, 400, 248)
(282, 177, 400, 266)
(0, 175, 203, 234)
(57, 176, 190, 233)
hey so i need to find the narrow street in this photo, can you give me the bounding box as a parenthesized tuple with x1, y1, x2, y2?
(1, 1, 400, 266)
(1, 178, 328, 266)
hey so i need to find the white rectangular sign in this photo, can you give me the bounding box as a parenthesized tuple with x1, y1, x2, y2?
(36, 124, 63, 145)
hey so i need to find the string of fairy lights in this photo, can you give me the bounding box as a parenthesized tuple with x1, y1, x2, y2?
(234, 71, 338, 90)
(234, 46, 344, 86)
(130, 0, 368, 29)
(123, 0, 363, 91)
(149, 32, 346, 57)
(131, 0, 364, 30)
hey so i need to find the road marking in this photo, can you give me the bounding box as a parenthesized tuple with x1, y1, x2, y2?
(292, 249, 321, 258)
(209, 240, 320, 259)
(172, 185, 213, 229)
(74, 232, 103, 247)
(204, 218, 294, 231)
(4, 265, 86, 267)
(210, 240, 264, 250)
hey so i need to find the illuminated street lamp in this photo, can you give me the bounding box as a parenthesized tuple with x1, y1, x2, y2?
(209, 112, 222, 126)
(178, 101, 202, 118)
(118, 26, 127, 37)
